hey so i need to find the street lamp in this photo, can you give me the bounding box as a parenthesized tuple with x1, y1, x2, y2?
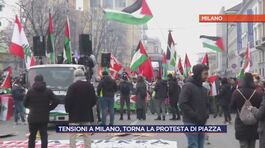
(225, 20, 236, 77)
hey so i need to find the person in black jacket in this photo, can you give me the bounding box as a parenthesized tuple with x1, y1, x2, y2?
(65, 69, 97, 148)
(231, 73, 263, 148)
(154, 76, 168, 121)
(135, 76, 147, 120)
(119, 73, 132, 120)
(167, 74, 181, 120)
(24, 75, 59, 148)
(97, 72, 118, 125)
(12, 79, 26, 125)
(179, 64, 209, 148)
(218, 78, 232, 124)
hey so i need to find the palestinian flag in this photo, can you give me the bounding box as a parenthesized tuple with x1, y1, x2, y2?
(0, 67, 11, 89)
(178, 57, 184, 75)
(130, 41, 148, 72)
(200, 35, 224, 52)
(47, 13, 55, 64)
(237, 46, 251, 79)
(208, 75, 218, 96)
(139, 57, 154, 81)
(64, 16, 72, 64)
(202, 53, 209, 66)
(166, 31, 176, 66)
(0, 94, 13, 121)
(162, 53, 168, 80)
(104, 0, 153, 25)
(9, 16, 35, 69)
(184, 54, 191, 78)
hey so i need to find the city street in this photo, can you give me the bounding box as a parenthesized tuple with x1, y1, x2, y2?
(1, 0, 265, 147)
(0, 113, 259, 148)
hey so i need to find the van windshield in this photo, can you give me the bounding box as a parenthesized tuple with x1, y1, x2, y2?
(28, 67, 75, 90)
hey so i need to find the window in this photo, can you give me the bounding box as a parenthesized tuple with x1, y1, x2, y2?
(115, 0, 126, 8)
(103, 0, 113, 8)
(90, 0, 100, 7)
(254, 27, 258, 43)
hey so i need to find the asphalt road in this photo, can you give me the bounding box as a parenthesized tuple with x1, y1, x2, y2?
(0, 113, 260, 148)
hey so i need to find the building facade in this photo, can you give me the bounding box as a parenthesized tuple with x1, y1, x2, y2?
(216, 0, 265, 78)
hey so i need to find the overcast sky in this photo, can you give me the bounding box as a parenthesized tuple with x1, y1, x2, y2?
(2, 0, 242, 65)
(146, 0, 242, 65)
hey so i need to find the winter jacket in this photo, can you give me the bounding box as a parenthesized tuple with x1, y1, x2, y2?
(168, 78, 181, 104)
(97, 76, 118, 98)
(154, 80, 168, 100)
(119, 80, 133, 96)
(218, 84, 232, 106)
(251, 97, 265, 148)
(24, 82, 59, 123)
(179, 77, 209, 125)
(65, 80, 98, 123)
(231, 88, 263, 140)
(135, 81, 147, 109)
(11, 84, 25, 101)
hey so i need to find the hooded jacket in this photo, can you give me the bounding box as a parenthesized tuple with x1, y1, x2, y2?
(97, 76, 118, 98)
(179, 64, 209, 125)
(24, 82, 59, 123)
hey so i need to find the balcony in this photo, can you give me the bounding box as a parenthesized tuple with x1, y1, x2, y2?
(255, 37, 265, 50)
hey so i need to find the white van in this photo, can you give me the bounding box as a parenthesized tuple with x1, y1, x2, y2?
(26, 64, 86, 123)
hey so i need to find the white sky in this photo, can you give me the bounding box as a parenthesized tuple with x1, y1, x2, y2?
(2, 0, 242, 65)
(146, 0, 242, 65)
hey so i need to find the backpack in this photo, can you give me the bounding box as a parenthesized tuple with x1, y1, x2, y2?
(237, 89, 257, 125)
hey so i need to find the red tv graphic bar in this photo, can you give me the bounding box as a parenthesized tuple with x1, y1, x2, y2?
(199, 14, 265, 22)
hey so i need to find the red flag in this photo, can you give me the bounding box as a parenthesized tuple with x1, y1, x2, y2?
(0, 67, 12, 89)
(139, 57, 154, 81)
(178, 57, 184, 75)
(202, 53, 209, 66)
(109, 54, 123, 79)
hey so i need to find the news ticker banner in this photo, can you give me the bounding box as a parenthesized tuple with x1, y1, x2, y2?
(0, 140, 178, 148)
(56, 125, 227, 133)
(199, 14, 265, 22)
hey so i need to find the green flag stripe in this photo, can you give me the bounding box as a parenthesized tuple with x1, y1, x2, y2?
(130, 55, 148, 71)
(64, 37, 72, 64)
(202, 42, 222, 52)
(105, 10, 152, 25)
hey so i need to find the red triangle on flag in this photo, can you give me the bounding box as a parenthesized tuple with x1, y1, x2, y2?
(178, 58, 184, 75)
(141, 0, 153, 16)
(185, 54, 191, 68)
(202, 53, 209, 66)
(216, 38, 224, 52)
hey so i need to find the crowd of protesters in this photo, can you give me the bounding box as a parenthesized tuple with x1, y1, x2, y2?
(2, 64, 265, 148)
